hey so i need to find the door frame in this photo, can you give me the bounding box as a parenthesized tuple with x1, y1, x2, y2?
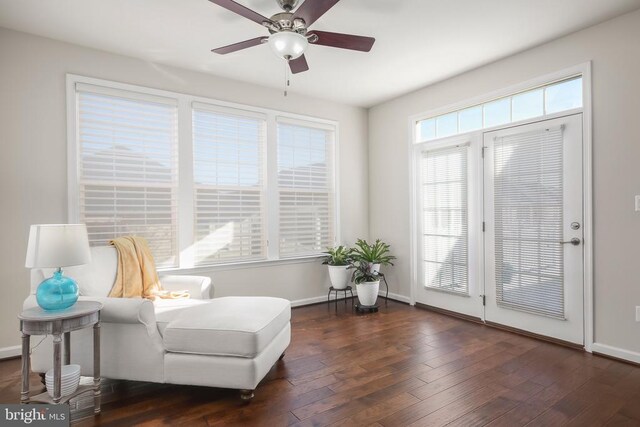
(407, 62, 593, 351)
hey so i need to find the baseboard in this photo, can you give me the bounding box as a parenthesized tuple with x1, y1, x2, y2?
(0, 345, 21, 360)
(291, 295, 333, 307)
(415, 302, 483, 324)
(591, 342, 640, 365)
(485, 321, 584, 351)
(384, 292, 411, 304)
(291, 290, 410, 308)
(290, 292, 356, 308)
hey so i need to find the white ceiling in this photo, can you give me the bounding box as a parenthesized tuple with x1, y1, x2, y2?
(1, 0, 639, 107)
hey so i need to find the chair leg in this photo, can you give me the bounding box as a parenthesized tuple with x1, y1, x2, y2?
(240, 389, 255, 402)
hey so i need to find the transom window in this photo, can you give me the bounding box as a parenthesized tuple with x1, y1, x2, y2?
(416, 76, 582, 143)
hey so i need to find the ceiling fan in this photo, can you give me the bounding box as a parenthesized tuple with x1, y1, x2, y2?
(209, 0, 376, 74)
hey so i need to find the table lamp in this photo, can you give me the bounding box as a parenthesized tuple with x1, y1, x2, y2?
(25, 224, 91, 311)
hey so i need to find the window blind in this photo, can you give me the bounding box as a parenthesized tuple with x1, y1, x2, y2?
(192, 105, 267, 265)
(76, 85, 179, 268)
(277, 119, 335, 257)
(420, 145, 469, 294)
(493, 126, 565, 318)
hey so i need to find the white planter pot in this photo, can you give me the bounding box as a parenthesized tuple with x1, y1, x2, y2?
(368, 263, 381, 274)
(356, 280, 380, 306)
(328, 265, 350, 289)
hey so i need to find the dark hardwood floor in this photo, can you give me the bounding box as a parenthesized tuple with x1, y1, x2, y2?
(2, 300, 640, 426)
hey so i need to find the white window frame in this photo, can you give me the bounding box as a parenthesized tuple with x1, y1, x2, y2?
(415, 75, 584, 143)
(191, 102, 269, 266)
(407, 62, 593, 351)
(67, 74, 340, 272)
(70, 82, 181, 268)
(275, 116, 338, 259)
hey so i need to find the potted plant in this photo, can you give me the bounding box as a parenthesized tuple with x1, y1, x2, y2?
(322, 245, 353, 289)
(350, 262, 381, 306)
(352, 239, 396, 274)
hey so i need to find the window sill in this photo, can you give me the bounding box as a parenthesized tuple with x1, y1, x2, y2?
(158, 255, 324, 275)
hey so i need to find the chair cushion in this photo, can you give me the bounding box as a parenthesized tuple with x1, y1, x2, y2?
(154, 299, 211, 336)
(162, 297, 291, 358)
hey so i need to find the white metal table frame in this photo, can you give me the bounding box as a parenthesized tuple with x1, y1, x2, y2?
(19, 301, 103, 414)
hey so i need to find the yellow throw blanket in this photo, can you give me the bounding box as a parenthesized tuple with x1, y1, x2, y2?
(108, 236, 189, 300)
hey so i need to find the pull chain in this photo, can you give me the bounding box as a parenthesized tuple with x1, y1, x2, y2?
(284, 59, 291, 97)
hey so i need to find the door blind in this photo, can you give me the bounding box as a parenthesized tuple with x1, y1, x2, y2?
(493, 126, 565, 318)
(420, 145, 469, 294)
(192, 106, 266, 265)
(76, 87, 179, 268)
(277, 120, 335, 257)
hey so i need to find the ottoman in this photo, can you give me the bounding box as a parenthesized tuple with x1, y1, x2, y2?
(161, 296, 291, 400)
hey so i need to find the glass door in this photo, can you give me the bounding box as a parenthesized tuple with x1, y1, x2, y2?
(414, 135, 483, 319)
(483, 114, 584, 344)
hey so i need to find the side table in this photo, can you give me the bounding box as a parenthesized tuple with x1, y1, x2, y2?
(19, 301, 103, 414)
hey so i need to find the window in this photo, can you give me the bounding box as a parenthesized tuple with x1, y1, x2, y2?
(420, 145, 469, 294)
(417, 118, 436, 142)
(545, 78, 582, 114)
(75, 83, 179, 268)
(192, 104, 267, 265)
(512, 89, 543, 122)
(458, 106, 482, 133)
(415, 76, 583, 142)
(70, 77, 338, 269)
(483, 98, 511, 128)
(277, 119, 336, 257)
(436, 112, 458, 138)
(493, 127, 565, 318)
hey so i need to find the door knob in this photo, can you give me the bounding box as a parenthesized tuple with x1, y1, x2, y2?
(560, 238, 581, 246)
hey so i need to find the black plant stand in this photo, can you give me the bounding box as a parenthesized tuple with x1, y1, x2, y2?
(378, 272, 390, 305)
(327, 286, 354, 312)
(355, 303, 379, 313)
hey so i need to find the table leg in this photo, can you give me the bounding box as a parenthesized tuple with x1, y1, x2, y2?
(21, 332, 30, 404)
(63, 332, 70, 365)
(52, 333, 62, 404)
(93, 321, 101, 414)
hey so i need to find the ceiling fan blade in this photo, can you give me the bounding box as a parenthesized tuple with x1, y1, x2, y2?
(208, 0, 273, 26)
(293, 0, 341, 26)
(289, 55, 309, 74)
(212, 37, 268, 54)
(308, 30, 375, 52)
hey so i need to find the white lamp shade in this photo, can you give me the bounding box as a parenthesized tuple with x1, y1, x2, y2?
(25, 224, 92, 268)
(268, 31, 308, 60)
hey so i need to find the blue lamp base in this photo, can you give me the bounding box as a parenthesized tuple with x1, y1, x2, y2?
(36, 269, 79, 311)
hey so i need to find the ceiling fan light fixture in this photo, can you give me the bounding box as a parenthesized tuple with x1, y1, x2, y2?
(268, 31, 308, 60)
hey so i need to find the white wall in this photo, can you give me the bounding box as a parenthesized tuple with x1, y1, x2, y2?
(369, 9, 640, 357)
(0, 27, 369, 351)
